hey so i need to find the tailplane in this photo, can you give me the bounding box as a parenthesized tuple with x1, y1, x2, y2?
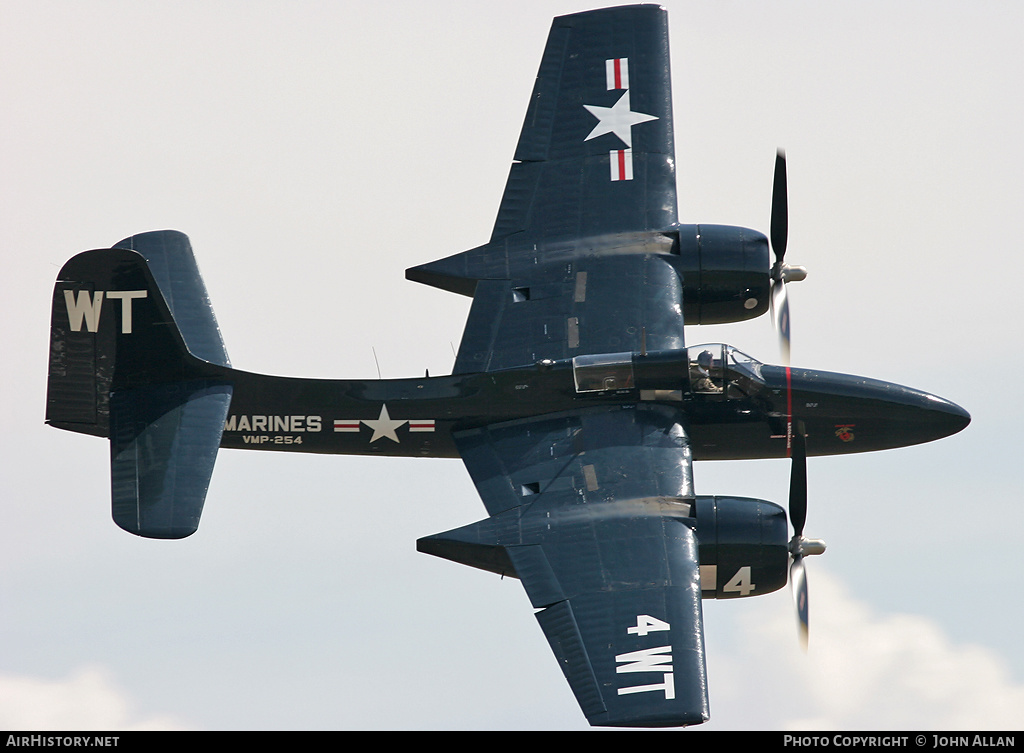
(46, 231, 232, 538)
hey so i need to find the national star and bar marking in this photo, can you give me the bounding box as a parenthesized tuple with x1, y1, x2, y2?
(333, 404, 436, 443)
(583, 90, 657, 148)
(583, 58, 658, 182)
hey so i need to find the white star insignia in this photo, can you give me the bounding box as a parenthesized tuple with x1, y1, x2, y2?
(583, 90, 658, 148)
(363, 404, 406, 443)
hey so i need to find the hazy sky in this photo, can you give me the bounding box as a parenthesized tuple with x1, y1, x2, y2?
(2, 0, 1022, 730)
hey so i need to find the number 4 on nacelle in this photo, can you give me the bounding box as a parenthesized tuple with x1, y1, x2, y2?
(45, 5, 969, 728)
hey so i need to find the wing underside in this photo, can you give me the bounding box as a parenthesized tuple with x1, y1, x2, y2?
(452, 253, 683, 373)
(408, 5, 683, 372)
(490, 3, 677, 244)
(419, 404, 709, 727)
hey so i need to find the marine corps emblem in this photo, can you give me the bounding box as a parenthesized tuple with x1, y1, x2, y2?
(835, 425, 856, 442)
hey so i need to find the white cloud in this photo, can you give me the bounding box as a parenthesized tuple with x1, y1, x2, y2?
(0, 667, 188, 731)
(706, 571, 1024, 730)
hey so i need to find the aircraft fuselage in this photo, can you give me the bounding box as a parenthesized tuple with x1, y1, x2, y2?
(213, 347, 969, 461)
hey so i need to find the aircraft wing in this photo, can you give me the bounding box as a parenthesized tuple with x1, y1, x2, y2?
(407, 6, 683, 373)
(414, 7, 708, 726)
(488, 3, 676, 246)
(419, 403, 709, 727)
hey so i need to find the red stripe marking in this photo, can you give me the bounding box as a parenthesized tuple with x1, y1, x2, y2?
(614, 58, 622, 90)
(617, 149, 626, 179)
(786, 366, 793, 457)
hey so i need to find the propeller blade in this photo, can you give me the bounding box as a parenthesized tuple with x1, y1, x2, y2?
(771, 278, 791, 365)
(789, 420, 807, 537)
(771, 149, 788, 263)
(787, 420, 821, 649)
(791, 555, 809, 649)
(769, 149, 799, 365)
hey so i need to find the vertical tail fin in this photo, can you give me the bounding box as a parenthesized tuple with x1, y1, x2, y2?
(47, 231, 232, 538)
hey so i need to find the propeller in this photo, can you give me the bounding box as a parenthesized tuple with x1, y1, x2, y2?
(787, 421, 826, 648)
(770, 149, 807, 365)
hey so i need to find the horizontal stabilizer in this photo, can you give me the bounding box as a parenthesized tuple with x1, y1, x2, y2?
(112, 230, 230, 367)
(111, 381, 232, 538)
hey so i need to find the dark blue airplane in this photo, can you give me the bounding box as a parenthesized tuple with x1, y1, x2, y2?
(45, 5, 969, 728)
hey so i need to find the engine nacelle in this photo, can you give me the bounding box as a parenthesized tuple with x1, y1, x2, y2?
(674, 224, 771, 325)
(695, 495, 789, 599)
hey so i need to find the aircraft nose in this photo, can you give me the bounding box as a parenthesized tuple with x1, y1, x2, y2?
(921, 393, 971, 438)
(775, 367, 971, 454)
(879, 385, 971, 447)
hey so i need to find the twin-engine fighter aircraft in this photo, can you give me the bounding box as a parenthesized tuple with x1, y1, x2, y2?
(46, 5, 969, 728)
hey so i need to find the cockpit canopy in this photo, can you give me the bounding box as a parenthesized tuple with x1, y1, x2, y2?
(686, 343, 763, 397)
(571, 344, 764, 398)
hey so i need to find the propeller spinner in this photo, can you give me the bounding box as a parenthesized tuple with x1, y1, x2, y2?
(788, 421, 826, 648)
(770, 150, 807, 365)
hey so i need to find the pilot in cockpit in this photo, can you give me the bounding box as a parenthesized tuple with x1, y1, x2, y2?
(691, 349, 722, 393)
